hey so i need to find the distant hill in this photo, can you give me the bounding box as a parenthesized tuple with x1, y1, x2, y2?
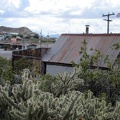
(0, 26, 34, 35)
(49, 33, 60, 38)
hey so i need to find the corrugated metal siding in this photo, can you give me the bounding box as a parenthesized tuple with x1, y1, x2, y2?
(42, 34, 120, 68)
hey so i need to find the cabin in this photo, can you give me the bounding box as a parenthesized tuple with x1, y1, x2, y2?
(42, 34, 120, 75)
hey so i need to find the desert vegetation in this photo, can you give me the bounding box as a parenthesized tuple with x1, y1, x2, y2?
(0, 40, 120, 120)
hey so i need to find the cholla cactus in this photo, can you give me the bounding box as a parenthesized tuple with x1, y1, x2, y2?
(49, 72, 84, 97)
(22, 68, 31, 80)
(76, 90, 120, 120)
(0, 82, 12, 120)
(0, 69, 120, 120)
(0, 77, 120, 120)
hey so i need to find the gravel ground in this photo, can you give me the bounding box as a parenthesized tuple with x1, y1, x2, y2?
(0, 49, 12, 59)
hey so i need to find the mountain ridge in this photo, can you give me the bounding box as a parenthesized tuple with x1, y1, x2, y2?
(0, 26, 34, 35)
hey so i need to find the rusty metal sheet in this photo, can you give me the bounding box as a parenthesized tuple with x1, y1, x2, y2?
(42, 34, 120, 68)
(100, 36, 120, 67)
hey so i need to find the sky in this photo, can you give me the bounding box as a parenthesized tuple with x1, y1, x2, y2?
(0, 0, 120, 35)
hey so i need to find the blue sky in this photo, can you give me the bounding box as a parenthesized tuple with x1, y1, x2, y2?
(0, 0, 120, 35)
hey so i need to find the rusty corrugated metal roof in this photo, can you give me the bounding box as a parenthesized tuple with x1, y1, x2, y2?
(42, 34, 120, 68)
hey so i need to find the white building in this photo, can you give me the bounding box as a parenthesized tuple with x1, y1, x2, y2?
(0, 35, 4, 40)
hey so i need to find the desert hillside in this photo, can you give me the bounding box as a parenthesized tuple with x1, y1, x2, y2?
(0, 26, 34, 35)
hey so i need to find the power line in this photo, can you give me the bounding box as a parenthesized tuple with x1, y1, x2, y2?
(102, 12, 115, 34)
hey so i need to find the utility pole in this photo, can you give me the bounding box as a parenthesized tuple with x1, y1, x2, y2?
(39, 30, 42, 74)
(39, 30, 42, 48)
(46, 32, 49, 47)
(102, 12, 115, 34)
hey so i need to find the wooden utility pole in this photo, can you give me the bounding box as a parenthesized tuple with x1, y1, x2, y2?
(103, 12, 115, 34)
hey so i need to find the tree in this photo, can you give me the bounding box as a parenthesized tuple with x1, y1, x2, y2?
(72, 40, 120, 104)
(33, 33, 39, 39)
(14, 57, 33, 75)
(0, 56, 13, 84)
(2, 44, 10, 50)
(18, 34, 23, 38)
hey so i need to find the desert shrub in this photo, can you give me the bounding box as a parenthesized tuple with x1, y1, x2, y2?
(0, 73, 120, 120)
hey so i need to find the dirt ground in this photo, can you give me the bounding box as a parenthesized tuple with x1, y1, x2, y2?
(0, 49, 12, 59)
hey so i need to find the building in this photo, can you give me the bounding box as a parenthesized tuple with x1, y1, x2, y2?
(0, 35, 5, 40)
(42, 34, 120, 75)
(12, 33, 120, 75)
(12, 46, 50, 74)
(0, 32, 6, 40)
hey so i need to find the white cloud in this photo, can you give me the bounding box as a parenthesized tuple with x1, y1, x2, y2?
(0, 0, 20, 11)
(25, 0, 94, 15)
(0, 0, 120, 35)
(8, 0, 21, 8)
(0, 10, 5, 14)
(70, 11, 82, 16)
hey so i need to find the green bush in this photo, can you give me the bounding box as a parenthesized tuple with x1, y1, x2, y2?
(0, 56, 13, 84)
(2, 44, 10, 50)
